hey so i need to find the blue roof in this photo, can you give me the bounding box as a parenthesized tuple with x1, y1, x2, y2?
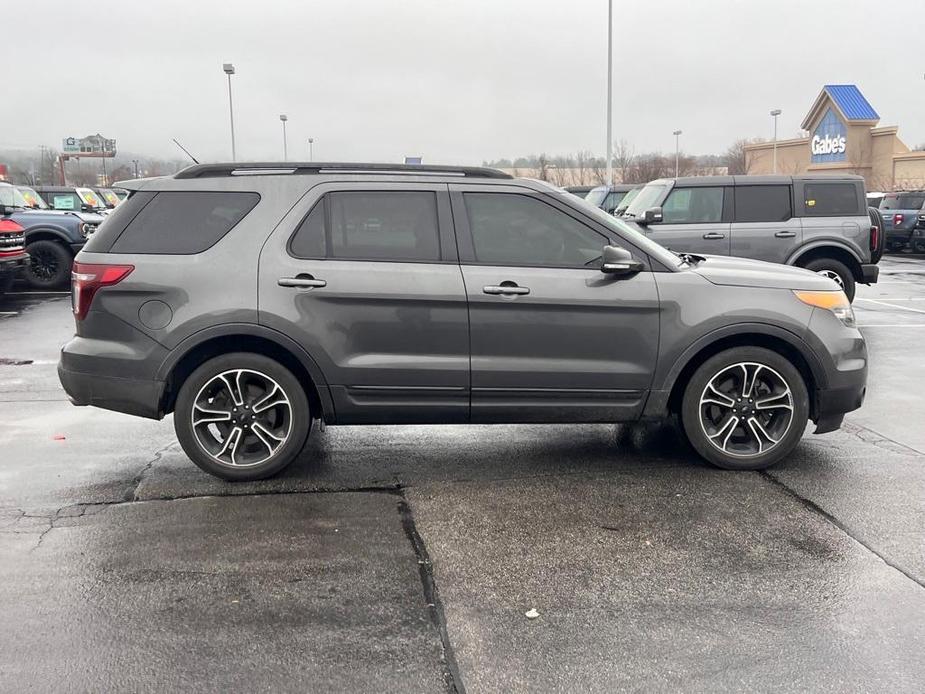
(824, 85, 879, 121)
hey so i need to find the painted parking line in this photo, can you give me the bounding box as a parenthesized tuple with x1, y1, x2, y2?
(0, 311, 19, 316)
(855, 297, 925, 314)
(5, 291, 70, 296)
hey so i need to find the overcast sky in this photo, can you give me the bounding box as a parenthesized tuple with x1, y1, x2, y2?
(3, 0, 923, 164)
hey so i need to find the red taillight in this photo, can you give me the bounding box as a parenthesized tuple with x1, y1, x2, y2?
(870, 225, 879, 251)
(72, 262, 134, 320)
(0, 219, 25, 232)
(894, 213, 904, 225)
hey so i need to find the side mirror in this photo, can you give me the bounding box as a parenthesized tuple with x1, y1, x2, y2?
(1, 205, 16, 216)
(637, 206, 663, 226)
(601, 245, 644, 275)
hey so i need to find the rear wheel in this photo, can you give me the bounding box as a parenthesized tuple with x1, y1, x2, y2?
(174, 352, 311, 481)
(24, 240, 73, 289)
(681, 347, 809, 471)
(803, 257, 856, 302)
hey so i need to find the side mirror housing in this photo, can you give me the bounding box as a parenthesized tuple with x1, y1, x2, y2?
(601, 245, 645, 275)
(637, 206, 663, 226)
(1, 205, 16, 216)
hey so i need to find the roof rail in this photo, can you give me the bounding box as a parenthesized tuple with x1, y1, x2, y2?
(174, 162, 512, 180)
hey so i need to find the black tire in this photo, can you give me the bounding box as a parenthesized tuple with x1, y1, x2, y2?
(174, 352, 311, 481)
(803, 257, 856, 302)
(24, 240, 73, 289)
(680, 347, 809, 471)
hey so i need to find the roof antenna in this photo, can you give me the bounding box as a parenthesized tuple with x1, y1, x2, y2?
(172, 138, 200, 164)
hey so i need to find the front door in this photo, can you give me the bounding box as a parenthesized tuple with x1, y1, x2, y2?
(259, 182, 469, 423)
(642, 185, 731, 256)
(450, 186, 660, 423)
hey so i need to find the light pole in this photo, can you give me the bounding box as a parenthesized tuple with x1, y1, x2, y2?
(308, 138, 314, 162)
(279, 114, 288, 160)
(223, 63, 236, 161)
(132, 159, 139, 179)
(673, 130, 682, 176)
(605, 0, 613, 185)
(770, 109, 782, 174)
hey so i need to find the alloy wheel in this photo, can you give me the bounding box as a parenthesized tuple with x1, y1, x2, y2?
(815, 269, 844, 289)
(30, 248, 59, 281)
(191, 368, 293, 468)
(698, 362, 794, 458)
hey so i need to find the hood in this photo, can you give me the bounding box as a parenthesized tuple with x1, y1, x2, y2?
(692, 254, 839, 291)
(10, 209, 104, 225)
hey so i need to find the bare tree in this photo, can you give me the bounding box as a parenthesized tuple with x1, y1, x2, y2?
(723, 137, 763, 175)
(613, 139, 634, 183)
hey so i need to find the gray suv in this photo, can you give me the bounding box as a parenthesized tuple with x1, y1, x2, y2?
(622, 174, 880, 301)
(58, 163, 867, 481)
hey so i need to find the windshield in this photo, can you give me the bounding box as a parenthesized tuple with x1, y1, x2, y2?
(0, 184, 28, 208)
(17, 186, 49, 209)
(76, 187, 105, 209)
(97, 188, 120, 207)
(880, 193, 925, 211)
(551, 189, 682, 268)
(615, 187, 640, 213)
(585, 186, 608, 208)
(623, 183, 669, 217)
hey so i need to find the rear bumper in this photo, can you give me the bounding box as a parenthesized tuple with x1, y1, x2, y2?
(58, 362, 165, 419)
(861, 263, 879, 284)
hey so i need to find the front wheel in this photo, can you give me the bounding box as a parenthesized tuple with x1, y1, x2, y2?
(24, 240, 73, 289)
(174, 352, 312, 481)
(803, 258, 856, 302)
(681, 347, 809, 471)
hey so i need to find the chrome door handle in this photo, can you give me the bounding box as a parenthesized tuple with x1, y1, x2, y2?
(702, 232, 725, 240)
(278, 276, 327, 288)
(483, 285, 530, 295)
(774, 231, 796, 238)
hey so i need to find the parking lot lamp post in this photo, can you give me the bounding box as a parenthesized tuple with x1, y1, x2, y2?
(280, 115, 288, 161)
(308, 138, 314, 161)
(673, 130, 682, 177)
(605, 0, 613, 185)
(770, 109, 782, 173)
(223, 63, 236, 161)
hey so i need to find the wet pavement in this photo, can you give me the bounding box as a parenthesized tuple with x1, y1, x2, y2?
(1, 256, 924, 692)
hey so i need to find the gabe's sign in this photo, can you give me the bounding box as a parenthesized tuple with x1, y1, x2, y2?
(810, 108, 847, 163)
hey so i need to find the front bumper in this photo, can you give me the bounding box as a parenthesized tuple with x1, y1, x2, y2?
(805, 308, 868, 434)
(0, 253, 29, 273)
(861, 263, 879, 284)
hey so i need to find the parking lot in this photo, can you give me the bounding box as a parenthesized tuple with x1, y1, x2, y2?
(1, 255, 924, 692)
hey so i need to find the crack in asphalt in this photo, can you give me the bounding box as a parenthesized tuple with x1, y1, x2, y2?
(398, 494, 465, 694)
(760, 471, 925, 591)
(125, 441, 180, 502)
(840, 421, 925, 458)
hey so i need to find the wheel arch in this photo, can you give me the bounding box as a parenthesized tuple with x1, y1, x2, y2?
(657, 325, 824, 421)
(156, 324, 336, 422)
(24, 227, 75, 248)
(789, 243, 863, 282)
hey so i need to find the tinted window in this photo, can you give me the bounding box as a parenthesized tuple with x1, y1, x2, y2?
(288, 200, 326, 258)
(734, 185, 792, 222)
(326, 192, 440, 261)
(880, 193, 925, 211)
(661, 187, 723, 224)
(82, 191, 156, 253)
(803, 183, 861, 216)
(464, 193, 606, 267)
(109, 192, 259, 254)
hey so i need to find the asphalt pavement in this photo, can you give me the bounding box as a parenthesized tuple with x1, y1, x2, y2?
(1, 256, 924, 692)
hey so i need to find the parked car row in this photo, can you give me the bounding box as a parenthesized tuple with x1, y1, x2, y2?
(0, 182, 106, 291)
(876, 191, 925, 253)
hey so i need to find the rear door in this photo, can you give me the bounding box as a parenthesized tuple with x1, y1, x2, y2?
(258, 181, 469, 424)
(641, 185, 731, 255)
(795, 180, 867, 260)
(450, 185, 660, 423)
(729, 184, 801, 264)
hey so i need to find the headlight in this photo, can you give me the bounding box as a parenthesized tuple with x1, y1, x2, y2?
(793, 290, 856, 327)
(79, 222, 97, 238)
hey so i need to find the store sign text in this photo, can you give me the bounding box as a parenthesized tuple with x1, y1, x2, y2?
(811, 134, 846, 156)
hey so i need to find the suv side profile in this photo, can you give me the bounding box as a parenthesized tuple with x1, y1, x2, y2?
(622, 175, 881, 301)
(59, 163, 868, 481)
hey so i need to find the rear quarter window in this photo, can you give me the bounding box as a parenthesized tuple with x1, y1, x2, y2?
(104, 191, 260, 254)
(802, 182, 862, 216)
